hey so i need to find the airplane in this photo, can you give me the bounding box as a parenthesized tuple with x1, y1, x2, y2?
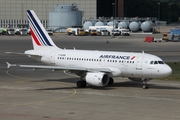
(6, 10, 172, 89)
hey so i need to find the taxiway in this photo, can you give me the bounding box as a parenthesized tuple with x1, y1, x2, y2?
(0, 34, 180, 120)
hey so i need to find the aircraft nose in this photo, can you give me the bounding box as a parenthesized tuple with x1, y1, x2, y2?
(163, 65, 172, 76)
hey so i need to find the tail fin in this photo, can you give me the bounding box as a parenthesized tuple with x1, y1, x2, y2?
(27, 10, 58, 49)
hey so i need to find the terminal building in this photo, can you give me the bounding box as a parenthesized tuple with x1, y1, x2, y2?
(0, 0, 124, 29)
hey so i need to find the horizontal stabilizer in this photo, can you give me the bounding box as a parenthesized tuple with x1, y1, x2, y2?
(6, 62, 19, 68)
(5, 52, 26, 55)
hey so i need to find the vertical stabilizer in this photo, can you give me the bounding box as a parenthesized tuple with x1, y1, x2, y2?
(27, 10, 59, 49)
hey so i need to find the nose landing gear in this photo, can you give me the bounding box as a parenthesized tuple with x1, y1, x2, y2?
(142, 78, 148, 89)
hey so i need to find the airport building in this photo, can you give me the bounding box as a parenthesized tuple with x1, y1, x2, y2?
(0, 0, 124, 28)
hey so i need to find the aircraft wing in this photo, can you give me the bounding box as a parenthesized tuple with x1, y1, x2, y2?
(6, 62, 112, 73)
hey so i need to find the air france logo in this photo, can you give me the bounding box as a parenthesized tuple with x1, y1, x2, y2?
(99, 55, 136, 60)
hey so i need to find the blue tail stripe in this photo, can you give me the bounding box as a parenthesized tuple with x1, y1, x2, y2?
(28, 16, 46, 46)
(27, 10, 52, 46)
(27, 11, 49, 46)
(28, 15, 46, 46)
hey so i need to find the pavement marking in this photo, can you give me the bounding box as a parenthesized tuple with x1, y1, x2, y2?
(11, 88, 76, 107)
(6, 67, 31, 83)
(2, 68, 77, 107)
(0, 113, 66, 120)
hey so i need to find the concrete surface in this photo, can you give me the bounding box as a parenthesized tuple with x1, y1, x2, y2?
(0, 34, 180, 120)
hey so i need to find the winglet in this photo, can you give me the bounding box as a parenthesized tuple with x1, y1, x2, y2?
(6, 62, 11, 68)
(6, 62, 18, 68)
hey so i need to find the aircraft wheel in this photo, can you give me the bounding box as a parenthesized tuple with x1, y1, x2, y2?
(142, 84, 148, 89)
(77, 81, 86, 88)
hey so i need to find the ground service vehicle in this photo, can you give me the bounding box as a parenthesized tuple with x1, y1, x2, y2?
(66, 28, 85, 36)
(20, 28, 27, 36)
(89, 29, 97, 36)
(117, 27, 130, 36)
(47, 29, 53, 36)
(96, 29, 109, 36)
(110, 29, 120, 36)
(7, 28, 15, 35)
(0, 28, 7, 35)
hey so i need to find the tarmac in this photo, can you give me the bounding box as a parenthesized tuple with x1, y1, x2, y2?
(0, 34, 180, 120)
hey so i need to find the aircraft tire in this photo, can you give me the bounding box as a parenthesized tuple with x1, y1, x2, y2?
(143, 84, 148, 89)
(77, 81, 86, 88)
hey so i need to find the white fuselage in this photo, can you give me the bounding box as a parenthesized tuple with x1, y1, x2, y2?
(26, 48, 172, 79)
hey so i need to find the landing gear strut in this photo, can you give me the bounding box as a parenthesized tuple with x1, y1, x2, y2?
(77, 81, 86, 88)
(142, 79, 148, 89)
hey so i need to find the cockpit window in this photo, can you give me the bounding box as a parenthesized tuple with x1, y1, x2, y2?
(154, 61, 158, 64)
(158, 61, 164, 64)
(150, 61, 165, 65)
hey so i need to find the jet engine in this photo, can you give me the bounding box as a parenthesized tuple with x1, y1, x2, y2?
(85, 72, 109, 86)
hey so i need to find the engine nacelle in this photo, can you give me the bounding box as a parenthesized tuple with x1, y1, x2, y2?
(85, 72, 109, 86)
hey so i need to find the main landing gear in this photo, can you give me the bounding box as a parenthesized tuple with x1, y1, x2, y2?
(76, 81, 86, 88)
(142, 78, 148, 89)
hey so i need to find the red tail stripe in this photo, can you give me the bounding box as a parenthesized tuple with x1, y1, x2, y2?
(131, 56, 136, 60)
(30, 28, 41, 46)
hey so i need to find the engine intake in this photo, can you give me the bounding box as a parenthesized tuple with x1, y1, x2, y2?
(85, 72, 109, 86)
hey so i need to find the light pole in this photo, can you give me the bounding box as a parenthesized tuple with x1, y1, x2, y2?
(112, 3, 115, 37)
(21, 3, 23, 24)
(158, 3, 160, 21)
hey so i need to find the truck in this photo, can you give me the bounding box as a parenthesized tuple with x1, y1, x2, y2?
(89, 26, 113, 35)
(7, 28, 15, 35)
(66, 28, 86, 36)
(110, 29, 120, 36)
(117, 26, 130, 36)
(47, 29, 53, 36)
(0, 28, 7, 35)
(15, 28, 27, 35)
(97, 29, 109, 36)
(19, 28, 27, 36)
(88, 29, 98, 36)
(88, 26, 130, 36)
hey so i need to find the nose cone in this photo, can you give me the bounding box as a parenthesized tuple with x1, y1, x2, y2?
(163, 65, 172, 77)
(155, 64, 172, 78)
